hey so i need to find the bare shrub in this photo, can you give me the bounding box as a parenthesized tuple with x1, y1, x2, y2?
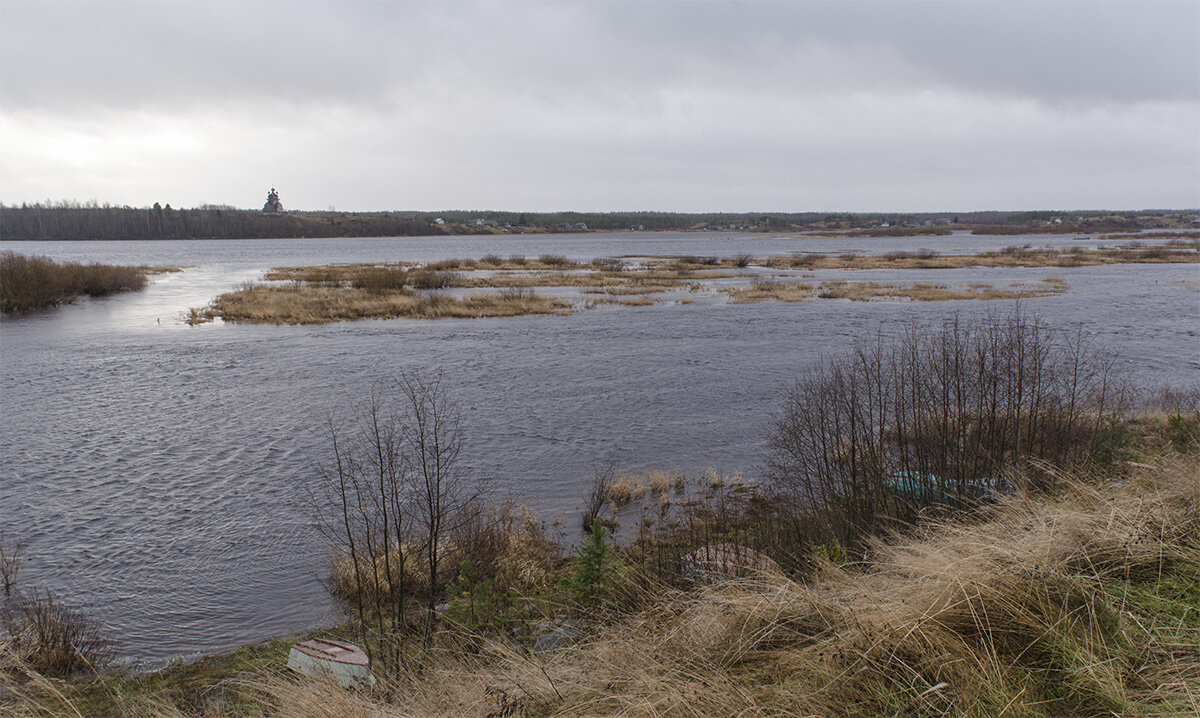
(0, 533, 22, 597)
(0, 590, 111, 677)
(581, 468, 617, 534)
(732, 253, 753, 268)
(767, 307, 1120, 547)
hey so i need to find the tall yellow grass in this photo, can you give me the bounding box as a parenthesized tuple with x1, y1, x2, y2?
(279, 462, 1199, 717)
(5, 462, 1197, 716)
(41, 460, 1181, 718)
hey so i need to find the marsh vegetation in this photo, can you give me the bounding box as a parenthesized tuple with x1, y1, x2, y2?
(182, 241, 1198, 324)
(0, 251, 179, 314)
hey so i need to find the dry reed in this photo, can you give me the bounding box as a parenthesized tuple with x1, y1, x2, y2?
(36, 460, 1190, 718)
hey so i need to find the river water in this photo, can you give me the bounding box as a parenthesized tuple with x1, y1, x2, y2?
(1, 231, 1197, 670)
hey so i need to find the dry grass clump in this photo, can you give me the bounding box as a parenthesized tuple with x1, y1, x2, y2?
(455, 502, 563, 596)
(452, 269, 718, 292)
(818, 280, 1067, 302)
(726, 279, 1067, 304)
(329, 547, 428, 608)
(264, 262, 417, 284)
(538, 254, 572, 267)
(0, 251, 178, 313)
(757, 244, 1199, 272)
(190, 284, 572, 324)
(407, 269, 461, 290)
(430, 256, 586, 271)
(604, 475, 647, 507)
(111, 461, 1196, 718)
(327, 501, 561, 623)
(592, 257, 626, 272)
(725, 279, 813, 303)
(351, 266, 409, 292)
(647, 471, 673, 495)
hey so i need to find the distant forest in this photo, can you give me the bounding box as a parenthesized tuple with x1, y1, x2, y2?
(0, 201, 1192, 241)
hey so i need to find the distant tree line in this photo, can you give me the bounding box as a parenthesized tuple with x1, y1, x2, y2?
(0, 201, 1180, 241)
(0, 203, 437, 241)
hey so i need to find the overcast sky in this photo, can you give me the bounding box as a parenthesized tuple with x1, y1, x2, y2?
(1, 1, 1197, 212)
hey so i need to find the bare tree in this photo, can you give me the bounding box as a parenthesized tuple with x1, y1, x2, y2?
(316, 372, 481, 669)
(580, 466, 617, 536)
(767, 307, 1121, 547)
(395, 371, 482, 644)
(314, 385, 409, 673)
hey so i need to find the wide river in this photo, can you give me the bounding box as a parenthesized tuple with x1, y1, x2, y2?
(1, 231, 1197, 670)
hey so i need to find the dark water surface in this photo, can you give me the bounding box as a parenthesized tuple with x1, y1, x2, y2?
(1, 232, 1197, 669)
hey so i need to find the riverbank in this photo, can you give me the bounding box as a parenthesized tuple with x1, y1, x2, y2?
(8, 452, 1197, 717)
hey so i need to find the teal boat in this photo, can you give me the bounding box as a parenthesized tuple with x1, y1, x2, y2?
(885, 471, 946, 503)
(886, 471, 1009, 503)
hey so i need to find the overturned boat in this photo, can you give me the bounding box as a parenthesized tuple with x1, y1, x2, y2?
(287, 638, 374, 687)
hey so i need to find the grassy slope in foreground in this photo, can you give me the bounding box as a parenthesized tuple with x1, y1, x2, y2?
(17, 458, 1199, 718)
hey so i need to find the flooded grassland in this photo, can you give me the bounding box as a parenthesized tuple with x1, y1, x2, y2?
(1, 231, 1197, 669)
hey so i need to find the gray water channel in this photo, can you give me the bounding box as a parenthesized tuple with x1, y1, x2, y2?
(1, 231, 1197, 670)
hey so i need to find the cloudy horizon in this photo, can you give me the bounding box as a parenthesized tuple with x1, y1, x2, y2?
(1, 0, 1197, 213)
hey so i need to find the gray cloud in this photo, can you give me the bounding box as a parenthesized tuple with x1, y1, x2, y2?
(1, 1, 1196, 210)
(5, 1, 1195, 111)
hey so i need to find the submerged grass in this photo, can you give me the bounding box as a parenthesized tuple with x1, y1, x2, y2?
(189, 241, 1193, 324)
(727, 279, 1068, 303)
(761, 243, 1199, 271)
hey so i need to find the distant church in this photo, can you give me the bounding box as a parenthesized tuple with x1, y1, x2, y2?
(262, 187, 284, 214)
